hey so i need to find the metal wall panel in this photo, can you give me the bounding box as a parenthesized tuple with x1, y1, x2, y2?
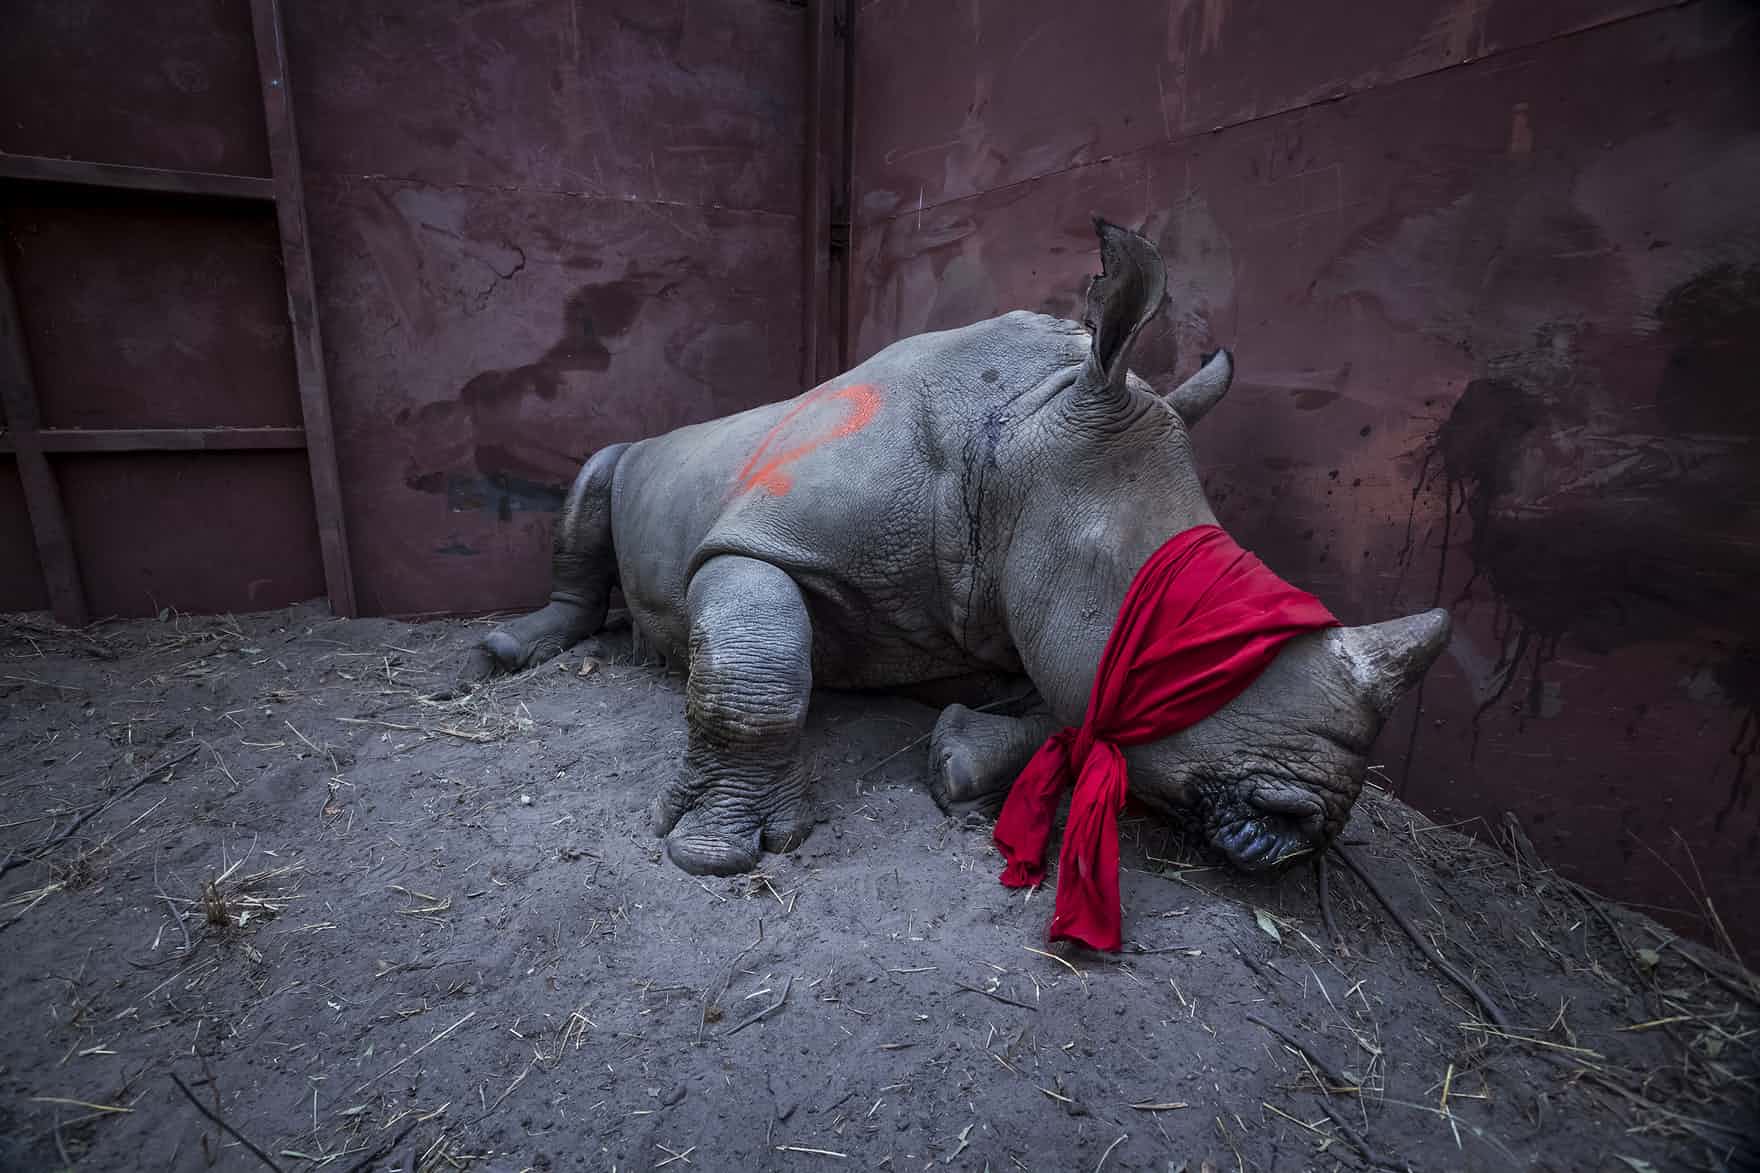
(2, 190, 300, 430)
(1, 0, 809, 621)
(853, 0, 1671, 220)
(283, 0, 804, 213)
(285, 0, 808, 616)
(58, 452, 325, 618)
(306, 184, 802, 616)
(0, 459, 49, 612)
(0, 0, 270, 176)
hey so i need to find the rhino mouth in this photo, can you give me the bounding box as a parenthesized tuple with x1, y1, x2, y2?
(1210, 816, 1311, 870)
(1204, 785, 1329, 872)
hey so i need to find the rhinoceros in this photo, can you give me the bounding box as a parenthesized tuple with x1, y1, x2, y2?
(463, 219, 1450, 881)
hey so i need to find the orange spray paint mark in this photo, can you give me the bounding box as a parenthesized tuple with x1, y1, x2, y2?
(733, 382, 882, 497)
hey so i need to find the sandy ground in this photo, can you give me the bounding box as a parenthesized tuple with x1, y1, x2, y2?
(0, 605, 1756, 1173)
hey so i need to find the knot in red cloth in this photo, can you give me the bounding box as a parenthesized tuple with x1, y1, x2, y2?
(993, 525, 1338, 951)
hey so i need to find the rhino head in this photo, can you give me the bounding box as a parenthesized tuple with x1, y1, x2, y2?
(997, 219, 1450, 869)
(1119, 611, 1450, 868)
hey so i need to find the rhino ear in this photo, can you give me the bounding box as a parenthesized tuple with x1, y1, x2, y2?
(1331, 608, 1452, 717)
(1166, 349, 1233, 427)
(1076, 217, 1167, 405)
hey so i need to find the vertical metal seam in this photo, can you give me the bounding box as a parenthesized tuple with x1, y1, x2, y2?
(836, 0, 858, 370)
(801, 0, 827, 389)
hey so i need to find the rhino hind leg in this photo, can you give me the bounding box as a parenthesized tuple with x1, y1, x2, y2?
(653, 555, 815, 875)
(460, 443, 629, 684)
(927, 705, 1059, 817)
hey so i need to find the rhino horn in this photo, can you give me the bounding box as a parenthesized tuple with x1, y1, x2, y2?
(1331, 608, 1452, 717)
(1077, 217, 1167, 402)
(1166, 349, 1233, 426)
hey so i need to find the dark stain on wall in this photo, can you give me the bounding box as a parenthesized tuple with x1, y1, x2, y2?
(1420, 264, 1760, 791)
(1656, 263, 1760, 439)
(1660, 263, 1760, 829)
(402, 268, 681, 518)
(407, 469, 569, 523)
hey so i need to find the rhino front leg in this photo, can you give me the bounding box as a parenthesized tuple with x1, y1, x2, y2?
(460, 443, 629, 684)
(653, 555, 815, 875)
(927, 704, 1059, 816)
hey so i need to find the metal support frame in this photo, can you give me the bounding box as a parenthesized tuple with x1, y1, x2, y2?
(0, 153, 275, 202)
(0, 427, 306, 454)
(0, 253, 87, 624)
(250, 0, 356, 618)
(0, 0, 357, 622)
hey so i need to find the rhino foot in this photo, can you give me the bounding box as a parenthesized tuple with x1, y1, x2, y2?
(927, 704, 1059, 817)
(653, 554, 816, 875)
(457, 597, 596, 687)
(653, 766, 813, 875)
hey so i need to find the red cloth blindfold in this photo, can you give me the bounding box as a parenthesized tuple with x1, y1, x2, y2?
(993, 524, 1339, 951)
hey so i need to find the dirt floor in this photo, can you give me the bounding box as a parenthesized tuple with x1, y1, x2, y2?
(0, 606, 1756, 1173)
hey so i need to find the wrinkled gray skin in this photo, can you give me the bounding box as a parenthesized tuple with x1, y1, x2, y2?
(463, 220, 1450, 882)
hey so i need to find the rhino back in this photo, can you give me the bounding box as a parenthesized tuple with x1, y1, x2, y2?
(611, 310, 1090, 684)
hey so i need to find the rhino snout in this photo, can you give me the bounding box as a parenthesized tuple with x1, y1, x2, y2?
(1206, 785, 1330, 871)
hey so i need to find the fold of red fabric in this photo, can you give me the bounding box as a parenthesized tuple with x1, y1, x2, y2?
(993, 524, 1339, 951)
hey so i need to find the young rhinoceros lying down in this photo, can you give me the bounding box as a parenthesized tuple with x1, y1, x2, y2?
(464, 219, 1450, 947)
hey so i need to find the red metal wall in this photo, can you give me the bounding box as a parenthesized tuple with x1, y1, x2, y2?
(1, 0, 806, 619)
(849, 0, 1760, 952)
(286, 1, 806, 616)
(0, 2, 314, 617)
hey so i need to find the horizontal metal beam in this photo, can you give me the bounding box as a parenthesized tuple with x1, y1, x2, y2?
(0, 152, 276, 202)
(0, 426, 306, 454)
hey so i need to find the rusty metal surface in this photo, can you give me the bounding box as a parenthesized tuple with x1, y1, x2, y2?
(0, 0, 808, 621)
(2, 189, 300, 430)
(0, 461, 49, 612)
(850, 0, 1760, 950)
(282, 0, 803, 212)
(285, 0, 807, 617)
(852, 0, 1670, 223)
(58, 452, 324, 618)
(305, 182, 802, 617)
(0, 0, 270, 177)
